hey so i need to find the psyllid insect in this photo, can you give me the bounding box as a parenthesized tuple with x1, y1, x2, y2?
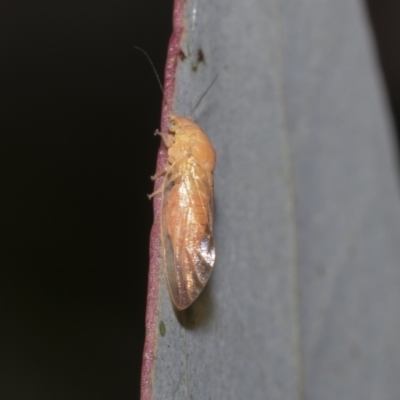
(150, 114, 216, 310)
(136, 46, 216, 310)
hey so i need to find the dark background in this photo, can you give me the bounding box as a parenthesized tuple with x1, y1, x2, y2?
(0, 1, 172, 398)
(0, 1, 398, 399)
(367, 0, 400, 135)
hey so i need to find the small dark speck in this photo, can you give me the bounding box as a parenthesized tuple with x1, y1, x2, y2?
(179, 49, 187, 60)
(159, 321, 166, 337)
(191, 48, 206, 71)
(198, 48, 205, 63)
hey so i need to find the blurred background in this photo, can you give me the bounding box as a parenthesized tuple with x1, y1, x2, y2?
(0, 0, 398, 398)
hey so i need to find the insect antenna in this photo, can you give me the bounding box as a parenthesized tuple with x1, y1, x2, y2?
(190, 74, 218, 118)
(134, 46, 165, 96)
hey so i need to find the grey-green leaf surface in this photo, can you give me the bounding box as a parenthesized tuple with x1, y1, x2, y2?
(144, 0, 400, 399)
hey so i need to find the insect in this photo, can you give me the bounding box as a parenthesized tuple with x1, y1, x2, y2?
(135, 46, 216, 310)
(150, 114, 216, 310)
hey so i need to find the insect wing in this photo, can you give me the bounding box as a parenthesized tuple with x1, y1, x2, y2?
(161, 167, 215, 310)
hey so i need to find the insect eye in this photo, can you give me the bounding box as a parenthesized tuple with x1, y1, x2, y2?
(169, 120, 178, 131)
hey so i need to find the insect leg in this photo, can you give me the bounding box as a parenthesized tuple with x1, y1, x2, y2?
(151, 166, 169, 181)
(154, 130, 174, 148)
(148, 164, 178, 199)
(148, 187, 164, 200)
(148, 156, 185, 200)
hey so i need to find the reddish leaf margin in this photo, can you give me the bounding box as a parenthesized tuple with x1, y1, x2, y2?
(140, 1, 185, 399)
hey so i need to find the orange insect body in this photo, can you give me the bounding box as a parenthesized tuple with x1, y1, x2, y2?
(152, 114, 216, 310)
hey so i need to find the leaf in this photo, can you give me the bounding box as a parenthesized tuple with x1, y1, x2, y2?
(142, 0, 400, 398)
